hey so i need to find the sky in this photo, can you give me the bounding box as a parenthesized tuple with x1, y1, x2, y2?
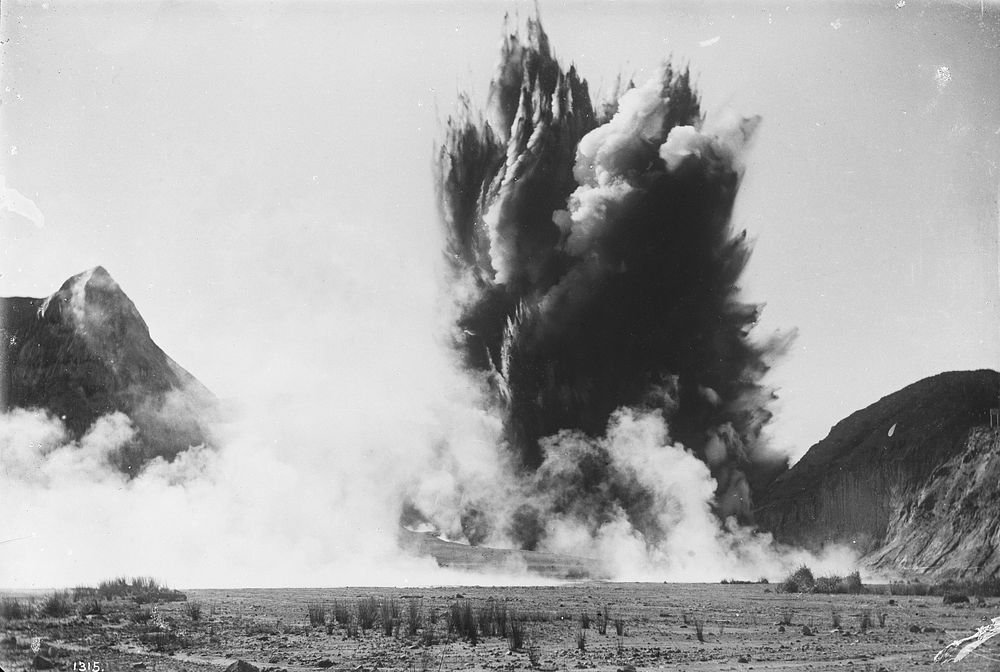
(1, 0, 998, 462)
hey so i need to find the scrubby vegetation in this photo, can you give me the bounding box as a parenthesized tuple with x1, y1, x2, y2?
(41, 591, 73, 618)
(307, 602, 326, 626)
(92, 576, 186, 603)
(1, 597, 32, 620)
(887, 576, 1000, 600)
(777, 566, 865, 594)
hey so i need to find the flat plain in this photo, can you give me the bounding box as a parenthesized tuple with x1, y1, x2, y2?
(3, 583, 997, 672)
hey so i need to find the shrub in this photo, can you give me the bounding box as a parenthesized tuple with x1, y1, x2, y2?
(779, 577, 800, 593)
(791, 565, 815, 592)
(841, 571, 864, 594)
(814, 576, 841, 593)
(575, 628, 586, 651)
(694, 617, 705, 642)
(613, 618, 626, 637)
(95, 576, 185, 603)
(943, 593, 970, 605)
(780, 608, 794, 626)
(41, 591, 73, 618)
(877, 610, 888, 627)
(579, 611, 590, 629)
(831, 609, 842, 629)
(307, 603, 325, 627)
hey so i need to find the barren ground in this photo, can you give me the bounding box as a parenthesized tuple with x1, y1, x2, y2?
(3, 583, 998, 672)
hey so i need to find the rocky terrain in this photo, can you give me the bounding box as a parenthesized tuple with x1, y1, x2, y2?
(3, 583, 996, 672)
(1, 267, 216, 472)
(755, 369, 1000, 579)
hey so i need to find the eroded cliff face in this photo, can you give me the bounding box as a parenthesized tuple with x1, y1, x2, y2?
(1, 267, 215, 472)
(755, 370, 999, 578)
(866, 426, 1000, 578)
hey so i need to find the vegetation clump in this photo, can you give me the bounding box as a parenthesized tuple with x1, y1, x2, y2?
(41, 591, 73, 618)
(778, 566, 865, 594)
(1, 597, 32, 620)
(93, 577, 185, 603)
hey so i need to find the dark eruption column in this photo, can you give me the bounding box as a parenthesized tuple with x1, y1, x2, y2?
(436, 18, 789, 549)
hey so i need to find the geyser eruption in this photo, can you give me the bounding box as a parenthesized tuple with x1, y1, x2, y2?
(431, 17, 791, 555)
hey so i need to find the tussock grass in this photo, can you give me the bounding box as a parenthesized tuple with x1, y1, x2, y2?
(575, 628, 586, 651)
(694, 617, 705, 642)
(860, 608, 872, 633)
(307, 603, 326, 627)
(780, 608, 794, 626)
(78, 599, 102, 617)
(379, 597, 400, 636)
(476, 598, 508, 638)
(186, 601, 203, 622)
(331, 599, 350, 625)
(527, 635, 540, 668)
(130, 606, 154, 624)
(507, 612, 525, 652)
(41, 590, 73, 618)
(356, 597, 378, 632)
(421, 617, 436, 646)
(597, 605, 609, 635)
(447, 600, 478, 643)
(1, 597, 32, 620)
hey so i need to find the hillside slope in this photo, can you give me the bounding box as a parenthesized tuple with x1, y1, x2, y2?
(755, 369, 999, 578)
(1, 266, 215, 472)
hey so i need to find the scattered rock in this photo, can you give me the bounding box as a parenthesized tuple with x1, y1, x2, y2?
(802, 625, 813, 636)
(922, 626, 938, 633)
(778, 625, 785, 633)
(943, 594, 969, 605)
(738, 654, 751, 663)
(225, 661, 260, 672)
(617, 665, 636, 672)
(316, 659, 334, 668)
(888, 599, 896, 606)
(132, 665, 146, 671)
(32, 655, 55, 670)
(908, 624, 921, 633)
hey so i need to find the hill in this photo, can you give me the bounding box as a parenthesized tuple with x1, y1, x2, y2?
(1, 266, 215, 472)
(755, 369, 999, 578)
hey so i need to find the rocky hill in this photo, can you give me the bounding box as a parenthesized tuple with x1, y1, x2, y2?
(1, 266, 215, 472)
(755, 369, 999, 579)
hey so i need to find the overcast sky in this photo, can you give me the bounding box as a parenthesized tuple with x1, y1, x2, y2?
(2, 0, 998, 460)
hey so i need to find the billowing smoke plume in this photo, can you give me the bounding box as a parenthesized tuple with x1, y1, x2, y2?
(433, 17, 792, 552)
